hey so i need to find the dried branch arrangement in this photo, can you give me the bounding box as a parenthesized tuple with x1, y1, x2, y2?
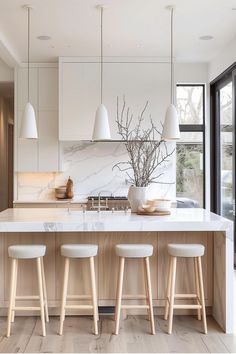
(113, 97, 175, 187)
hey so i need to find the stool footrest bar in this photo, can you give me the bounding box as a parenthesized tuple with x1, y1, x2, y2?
(121, 305, 149, 309)
(66, 295, 92, 300)
(12, 306, 41, 311)
(15, 296, 40, 300)
(174, 294, 197, 299)
(173, 304, 202, 309)
(65, 305, 93, 310)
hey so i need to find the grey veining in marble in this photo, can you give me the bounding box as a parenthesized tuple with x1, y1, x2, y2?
(16, 141, 176, 201)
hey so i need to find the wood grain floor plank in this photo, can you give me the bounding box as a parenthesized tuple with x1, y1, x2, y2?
(0, 315, 235, 353)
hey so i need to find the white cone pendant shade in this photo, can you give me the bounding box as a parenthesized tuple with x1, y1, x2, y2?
(92, 104, 111, 140)
(20, 102, 38, 139)
(162, 104, 180, 141)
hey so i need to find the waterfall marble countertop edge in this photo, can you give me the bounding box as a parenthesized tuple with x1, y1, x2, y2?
(0, 208, 233, 237)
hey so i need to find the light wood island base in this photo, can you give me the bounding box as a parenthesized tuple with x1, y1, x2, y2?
(0, 232, 215, 320)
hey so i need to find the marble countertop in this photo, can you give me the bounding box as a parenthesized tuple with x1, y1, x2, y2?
(0, 208, 233, 236)
(13, 199, 87, 204)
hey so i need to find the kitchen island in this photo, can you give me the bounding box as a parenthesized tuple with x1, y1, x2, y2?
(0, 208, 234, 333)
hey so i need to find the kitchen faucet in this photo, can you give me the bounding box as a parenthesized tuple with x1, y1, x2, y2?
(97, 190, 113, 212)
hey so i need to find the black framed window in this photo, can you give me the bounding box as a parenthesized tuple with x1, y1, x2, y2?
(176, 84, 205, 207)
(210, 65, 236, 266)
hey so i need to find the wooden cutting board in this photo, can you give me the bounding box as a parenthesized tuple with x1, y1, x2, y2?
(137, 210, 171, 216)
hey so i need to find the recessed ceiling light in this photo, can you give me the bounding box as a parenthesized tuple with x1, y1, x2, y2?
(37, 35, 51, 40)
(199, 35, 214, 40)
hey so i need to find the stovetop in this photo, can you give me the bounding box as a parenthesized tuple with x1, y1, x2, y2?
(88, 196, 128, 201)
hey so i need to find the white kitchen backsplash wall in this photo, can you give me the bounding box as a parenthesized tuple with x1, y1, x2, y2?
(16, 141, 176, 201)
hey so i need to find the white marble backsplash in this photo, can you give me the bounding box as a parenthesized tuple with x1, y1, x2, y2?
(16, 142, 176, 201)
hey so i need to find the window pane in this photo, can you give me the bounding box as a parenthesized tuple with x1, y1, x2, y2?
(176, 86, 203, 124)
(220, 81, 233, 220)
(176, 132, 204, 207)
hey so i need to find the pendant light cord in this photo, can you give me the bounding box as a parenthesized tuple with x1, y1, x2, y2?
(100, 6, 103, 104)
(170, 7, 174, 105)
(27, 6, 30, 102)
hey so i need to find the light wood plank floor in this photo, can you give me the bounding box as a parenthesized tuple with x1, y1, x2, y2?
(0, 315, 235, 353)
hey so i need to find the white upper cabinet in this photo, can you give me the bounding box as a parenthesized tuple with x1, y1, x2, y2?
(59, 61, 100, 140)
(103, 62, 170, 139)
(59, 59, 170, 140)
(16, 66, 59, 172)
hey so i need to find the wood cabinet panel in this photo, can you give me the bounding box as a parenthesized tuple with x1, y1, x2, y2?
(1, 231, 213, 311)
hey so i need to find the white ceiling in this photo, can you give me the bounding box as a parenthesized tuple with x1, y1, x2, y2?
(0, 0, 236, 64)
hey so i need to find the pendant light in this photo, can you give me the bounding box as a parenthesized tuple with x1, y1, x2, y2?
(92, 5, 111, 141)
(20, 5, 38, 139)
(162, 6, 180, 141)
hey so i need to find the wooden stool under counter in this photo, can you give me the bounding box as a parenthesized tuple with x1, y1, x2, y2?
(114, 244, 155, 335)
(164, 243, 207, 334)
(7, 245, 48, 337)
(59, 244, 99, 335)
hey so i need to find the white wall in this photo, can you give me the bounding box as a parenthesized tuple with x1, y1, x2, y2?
(0, 58, 13, 82)
(208, 36, 236, 82)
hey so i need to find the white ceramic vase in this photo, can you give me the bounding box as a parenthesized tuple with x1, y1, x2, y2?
(128, 185, 148, 213)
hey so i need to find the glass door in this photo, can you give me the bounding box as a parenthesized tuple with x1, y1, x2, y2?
(211, 69, 236, 266)
(219, 81, 234, 220)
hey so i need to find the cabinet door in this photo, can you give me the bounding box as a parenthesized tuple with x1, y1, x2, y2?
(38, 111, 59, 171)
(16, 67, 60, 172)
(38, 67, 58, 111)
(103, 62, 170, 139)
(59, 62, 100, 140)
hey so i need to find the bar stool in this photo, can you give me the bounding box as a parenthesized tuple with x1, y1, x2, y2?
(7, 245, 48, 337)
(59, 244, 99, 335)
(114, 244, 155, 335)
(164, 243, 207, 334)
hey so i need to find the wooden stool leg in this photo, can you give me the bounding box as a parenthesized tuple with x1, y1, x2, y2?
(197, 256, 207, 334)
(41, 258, 49, 323)
(89, 257, 98, 335)
(143, 258, 150, 321)
(7, 258, 17, 337)
(164, 257, 172, 320)
(168, 256, 177, 335)
(114, 257, 125, 335)
(145, 257, 155, 335)
(11, 259, 18, 323)
(194, 257, 201, 321)
(59, 257, 70, 335)
(36, 257, 46, 337)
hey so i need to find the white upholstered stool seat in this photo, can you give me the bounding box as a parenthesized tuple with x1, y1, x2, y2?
(61, 244, 98, 258)
(8, 245, 46, 259)
(167, 244, 205, 258)
(115, 244, 153, 258)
